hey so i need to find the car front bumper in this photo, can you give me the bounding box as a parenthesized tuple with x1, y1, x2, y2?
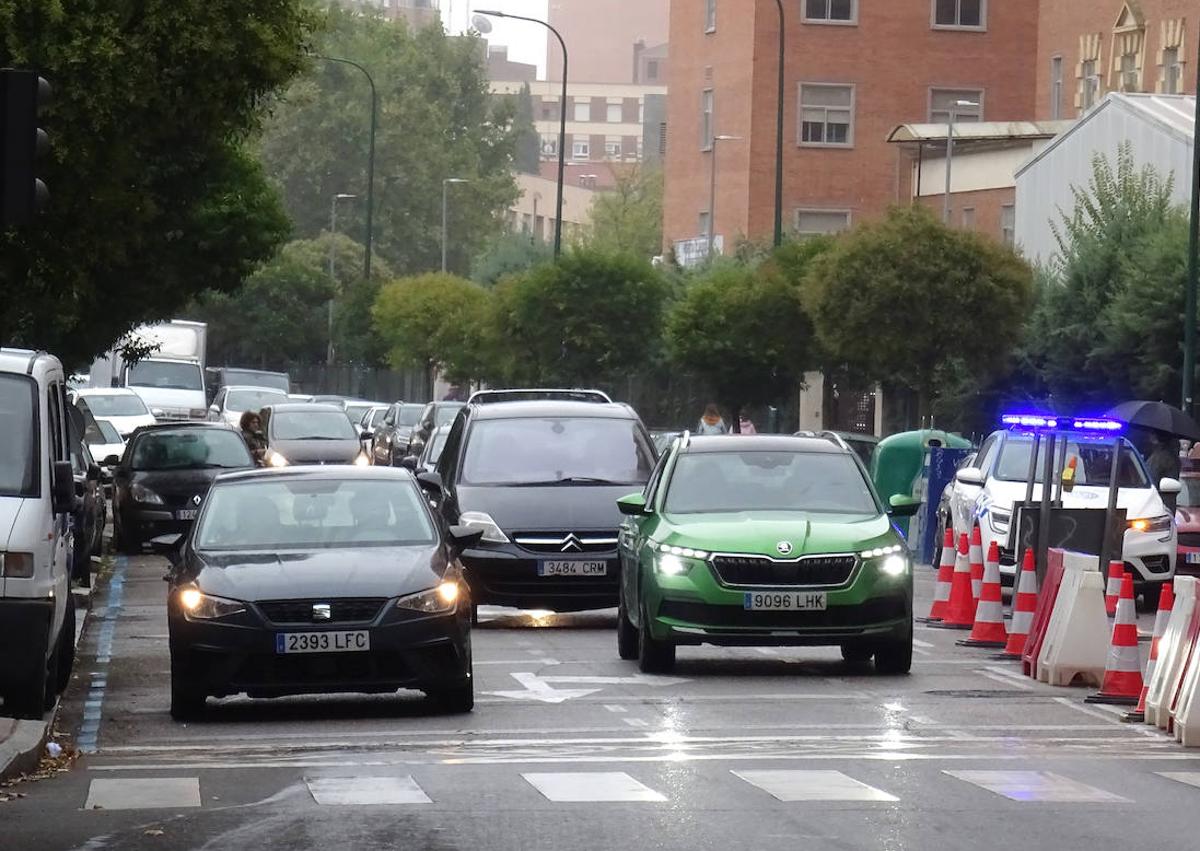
(121, 505, 195, 543)
(461, 546, 619, 612)
(993, 524, 1175, 586)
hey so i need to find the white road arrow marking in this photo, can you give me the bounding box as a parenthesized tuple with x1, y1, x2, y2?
(484, 672, 602, 704)
(539, 674, 691, 688)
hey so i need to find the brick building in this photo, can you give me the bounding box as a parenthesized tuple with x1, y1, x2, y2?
(663, 0, 1039, 255)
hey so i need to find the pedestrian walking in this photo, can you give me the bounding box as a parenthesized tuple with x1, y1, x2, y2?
(696, 403, 728, 435)
(240, 410, 268, 466)
(738, 414, 757, 435)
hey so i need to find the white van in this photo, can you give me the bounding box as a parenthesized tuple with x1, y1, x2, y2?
(0, 349, 77, 719)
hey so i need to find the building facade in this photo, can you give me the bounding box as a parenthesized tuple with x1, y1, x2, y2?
(663, 0, 1039, 255)
(508, 173, 596, 244)
(546, 0, 670, 84)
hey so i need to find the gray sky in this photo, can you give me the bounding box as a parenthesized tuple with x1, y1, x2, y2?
(445, 0, 550, 77)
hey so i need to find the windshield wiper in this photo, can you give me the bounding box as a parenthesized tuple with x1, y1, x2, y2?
(513, 476, 625, 486)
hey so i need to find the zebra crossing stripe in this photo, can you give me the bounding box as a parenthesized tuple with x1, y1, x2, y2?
(944, 771, 1128, 803)
(84, 777, 201, 810)
(522, 771, 666, 802)
(733, 770, 898, 802)
(305, 776, 431, 805)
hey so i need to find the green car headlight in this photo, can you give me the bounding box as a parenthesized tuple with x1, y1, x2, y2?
(654, 543, 710, 576)
(859, 543, 908, 577)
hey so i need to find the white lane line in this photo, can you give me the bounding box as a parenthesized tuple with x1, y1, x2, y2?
(476, 659, 561, 666)
(523, 771, 666, 802)
(733, 769, 898, 802)
(622, 718, 649, 728)
(1157, 771, 1200, 789)
(305, 776, 431, 805)
(603, 704, 628, 714)
(983, 665, 1034, 684)
(755, 648, 779, 657)
(944, 770, 1129, 803)
(913, 646, 932, 657)
(84, 777, 201, 810)
(975, 670, 1035, 691)
(912, 639, 935, 649)
(1052, 696, 1161, 737)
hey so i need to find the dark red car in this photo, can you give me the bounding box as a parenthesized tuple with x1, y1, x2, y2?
(1176, 470, 1200, 577)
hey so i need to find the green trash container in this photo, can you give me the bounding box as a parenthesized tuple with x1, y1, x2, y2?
(870, 429, 972, 539)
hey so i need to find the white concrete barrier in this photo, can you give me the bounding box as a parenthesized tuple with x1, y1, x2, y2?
(1036, 551, 1108, 688)
(1146, 576, 1198, 730)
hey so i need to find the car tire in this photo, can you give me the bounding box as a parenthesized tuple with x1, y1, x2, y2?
(4, 668, 48, 721)
(841, 643, 874, 664)
(1141, 582, 1162, 611)
(169, 661, 207, 721)
(617, 591, 638, 661)
(637, 602, 675, 674)
(56, 603, 76, 694)
(427, 682, 475, 714)
(874, 625, 913, 675)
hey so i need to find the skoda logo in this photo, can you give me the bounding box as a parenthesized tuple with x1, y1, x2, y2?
(191, 494, 203, 507)
(312, 603, 332, 622)
(776, 541, 793, 556)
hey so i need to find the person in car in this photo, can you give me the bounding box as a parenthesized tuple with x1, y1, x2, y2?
(696, 403, 728, 435)
(239, 410, 268, 466)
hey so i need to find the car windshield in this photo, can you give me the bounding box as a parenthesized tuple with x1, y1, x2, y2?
(84, 419, 122, 446)
(460, 417, 654, 485)
(226, 389, 288, 412)
(1179, 477, 1200, 508)
(81, 393, 149, 417)
(344, 403, 373, 423)
(994, 436, 1149, 487)
(94, 420, 122, 444)
(398, 404, 424, 426)
(127, 361, 203, 391)
(0, 375, 37, 497)
(195, 477, 435, 550)
(435, 404, 463, 426)
(366, 408, 388, 428)
(271, 410, 356, 441)
(664, 451, 879, 516)
(130, 429, 252, 471)
(222, 370, 288, 392)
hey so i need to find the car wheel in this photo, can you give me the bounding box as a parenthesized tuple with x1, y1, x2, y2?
(169, 659, 207, 721)
(1140, 582, 1162, 612)
(617, 590, 638, 661)
(637, 602, 675, 674)
(874, 625, 913, 675)
(840, 643, 874, 664)
(56, 604, 76, 694)
(3, 665, 49, 721)
(427, 682, 475, 714)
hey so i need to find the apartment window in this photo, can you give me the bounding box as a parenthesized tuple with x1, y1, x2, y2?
(605, 137, 622, 158)
(701, 88, 714, 149)
(1164, 47, 1181, 94)
(540, 99, 561, 122)
(799, 83, 854, 146)
(521, 213, 532, 234)
(606, 103, 622, 123)
(573, 100, 591, 122)
(705, 0, 716, 32)
(1050, 56, 1064, 119)
(647, 60, 659, 80)
(1000, 204, 1015, 247)
(795, 209, 851, 236)
(961, 207, 976, 230)
(933, 0, 984, 29)
(1081, 58, 1100, 110)
(929, 89, 983, 124)
(804, 0, 856, 24)
(698, 211, 712, 237)
(572, 140, 590, 159)
(540, 134, 558, 157)
(1119, 52, 1139, 91)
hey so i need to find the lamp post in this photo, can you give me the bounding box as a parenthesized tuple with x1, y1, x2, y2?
(1183, 39, 1200, 414)
(314, 55, 378, 281)
(474, 10, 567, 258)
(707, 134, 741, 258)
(772, 0, 785, 247)
(943, 99, 978, 224)
(442, 178, 469, 273)
(328, 193, 358, 366)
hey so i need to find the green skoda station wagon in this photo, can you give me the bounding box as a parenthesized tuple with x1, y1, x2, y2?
(615, 434, 920, 674)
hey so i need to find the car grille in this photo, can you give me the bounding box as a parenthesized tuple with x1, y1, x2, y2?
(1178, 532, 1200, 548)
(512, 531, 620, 555)
(1134, 556, 1172, 576)
(256, 598, 386, 625)
(710, 554, 857, 587)
(658, 597, 907, 629)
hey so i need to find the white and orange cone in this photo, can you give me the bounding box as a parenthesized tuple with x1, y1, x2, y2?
(959, 539, 1009, 648)
(1125, 581, 1174, 721)
(1087, 573, 1143, 706)
(968, 525, 985, 614)
(998, 548, 1038, 660)
(936, 532, 975, 630)
(923, 527, 955, 623)
(1104, 560, 1124, 622)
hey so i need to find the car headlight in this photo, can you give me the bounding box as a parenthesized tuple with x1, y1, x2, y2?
(396, 581, 460, 614)
(1129, 515, 1172, 533)
(988, 508, 1011, 535)
(177, 586, 245, 620)
(266, 449, 288, 467)
(859, 543, 908, 577)
(654, 542, 709, 576)
(130, 482, 163, 504)
(459, 511, 509, 544)
(880, 554, 909, 576)
(354, 453, 371, 467)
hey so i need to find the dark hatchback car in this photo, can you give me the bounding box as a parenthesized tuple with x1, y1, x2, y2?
(260, 403, 367, 467)
(163, 466, 478, 719)
(406, 401, 466, 460)
(422, 400, 656, 613)
(110, 423, 255, 553)
(372, 402, 426, 466)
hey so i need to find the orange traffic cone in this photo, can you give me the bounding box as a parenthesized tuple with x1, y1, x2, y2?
(1126, 582, 1174, 721)
(998, 548, 1038, 659)
(959, 539, 1008, 648)
(968, 525, 985, 616)
(1087, 573, 1143, 705)
(923, 528, 955, 623)
(1104, 560, 1124, 621)
(936, 532, 975, 630)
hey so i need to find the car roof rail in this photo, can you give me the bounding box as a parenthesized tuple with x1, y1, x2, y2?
(815, 430, 852, 452)
(466, 388, 613, 405)
(680, 430, 691, 450)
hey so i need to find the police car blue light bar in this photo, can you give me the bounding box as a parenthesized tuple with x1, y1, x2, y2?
(1001, 412, 1125, 434)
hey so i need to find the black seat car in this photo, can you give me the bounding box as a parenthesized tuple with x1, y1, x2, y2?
(260, 403, 368, 467)
(420, 400, 656, 613)
(110, 423, 255, 553)
(163, 466, 478, 718)
(406, 401, 465, 460)
(371, 402, 426, 466)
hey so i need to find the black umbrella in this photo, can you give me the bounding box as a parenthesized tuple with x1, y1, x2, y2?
(1105, 400, 1200, 441)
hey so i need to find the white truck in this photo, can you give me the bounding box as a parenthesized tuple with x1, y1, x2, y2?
(89, 320, 208, 422)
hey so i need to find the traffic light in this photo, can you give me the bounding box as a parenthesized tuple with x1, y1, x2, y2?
(1, 68, 51, 226)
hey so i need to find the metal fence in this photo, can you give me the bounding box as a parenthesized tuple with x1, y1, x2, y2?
(288, 364, 429, 403)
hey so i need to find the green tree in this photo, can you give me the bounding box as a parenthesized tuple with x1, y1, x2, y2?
(470, 231, 552, 288)
(587, 167, 663, 259)
(0, 0, 316, 367)
(513, 83, 541, 174)
(492, 249, 669, 386)
(258, 5, 520, 277)
(666, 247, 821, 428)
(803, 205, 1033, 420)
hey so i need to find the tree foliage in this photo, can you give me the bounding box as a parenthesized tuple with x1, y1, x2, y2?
(803, 205, 1033, 418)
(373, 273, 492, 384)
(587, 167, 663, 259)
(512, 83, 540, 174)
(0, 0, 316, 367)
(470, 231, 552, 288)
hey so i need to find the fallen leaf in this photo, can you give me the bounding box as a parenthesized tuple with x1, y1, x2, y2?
(144, 829, 165, 836)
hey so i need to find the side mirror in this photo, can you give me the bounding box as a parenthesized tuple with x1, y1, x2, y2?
(1160, 477, 1183, 495)
(360, 428, 372, 440)
(887, 494, 922, 518)
(208, 404, 219, 415)
(400, 455, 419, 471)
(617, 493, 650, 516)
(102, 454, 121, 467)
(52, 460, 75, 514)
(416, 471, 443, 493)
(149, 533, 185, 565)
(955, 467, 985, 487)
(447, 524, 484, 550)
(86, 463, 101, 482)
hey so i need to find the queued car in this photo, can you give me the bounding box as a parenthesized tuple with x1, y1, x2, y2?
(207, 385, 290, 428)
(372, 402, 426, 467)
(72, 387, 156, 438)
(402, 424, 451, 475)
(163, 466, 478, 718)
(110, 423, 255, 553)
(651, 430, 683, 456)
(67, 408, 105, 586)
(406, 401, 466, 460)
(341, 399, 381, 427)
(615, 434, 919, 674)
(260, 403, 370, 468)
(1175, 469, 1200, 577)
(205, 367, 290, 403)
(422, 399, 656, 614)
(86, 418, 127, 468)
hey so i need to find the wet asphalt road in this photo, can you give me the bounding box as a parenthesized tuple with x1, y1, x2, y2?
(3, 553, 1199, 851)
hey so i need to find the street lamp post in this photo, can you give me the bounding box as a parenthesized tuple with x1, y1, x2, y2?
(943, 99, 978, 224)
(315, 55, 378, 281)
(1183, 41, 1200, 414)
(442, 178, 469, 273)
(328, 193, 358, 366)
(474, 10, 567, 258)
(772, 0, 785, 247)
(707, 135, 741, 258)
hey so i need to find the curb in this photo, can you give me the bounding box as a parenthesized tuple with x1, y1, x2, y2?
(0, 717, 49, 783)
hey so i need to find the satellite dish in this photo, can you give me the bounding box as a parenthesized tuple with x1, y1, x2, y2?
(471, 15, 493, 34)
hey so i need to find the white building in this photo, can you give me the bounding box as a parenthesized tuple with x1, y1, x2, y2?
(1015, 93, 1195, 266)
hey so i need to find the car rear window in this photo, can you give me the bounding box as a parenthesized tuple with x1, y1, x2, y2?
(130, 429, 252, 471)
(80, 393, 149, 417)
(226, 389, 288, 411)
